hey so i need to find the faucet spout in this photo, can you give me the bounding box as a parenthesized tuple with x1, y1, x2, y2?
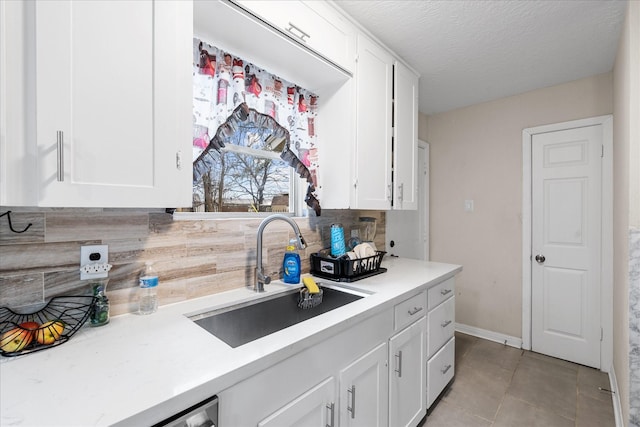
(255, 214, 306, 292)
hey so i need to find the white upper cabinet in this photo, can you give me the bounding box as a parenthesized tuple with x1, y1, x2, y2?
(353, 33, 394, 210)
(393, 61, 419, 210)
(233, 0, 356, 74)
(1, 0, 192, 208)
(352, 42, 419, 211)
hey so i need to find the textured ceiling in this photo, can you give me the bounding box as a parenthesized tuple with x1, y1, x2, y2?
(333, 0, 627, 114)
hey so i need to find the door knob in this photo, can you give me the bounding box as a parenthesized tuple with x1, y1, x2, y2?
(535, 254, 546, 264)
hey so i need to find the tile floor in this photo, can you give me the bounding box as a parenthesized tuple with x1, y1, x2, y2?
(421, 332, 616, 426)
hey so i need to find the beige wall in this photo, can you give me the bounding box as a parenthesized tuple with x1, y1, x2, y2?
(0, 208, 385, 316)
(424, 72, 613, 338)
(613, 1, 640, 424)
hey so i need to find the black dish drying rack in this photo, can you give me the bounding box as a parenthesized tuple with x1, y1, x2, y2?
(310, 250, 387, 282)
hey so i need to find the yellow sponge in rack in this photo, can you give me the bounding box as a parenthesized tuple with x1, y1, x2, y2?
(302, 277, 320, 294)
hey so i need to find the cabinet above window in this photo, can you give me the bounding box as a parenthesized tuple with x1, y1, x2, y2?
(232, 0, 357, 75)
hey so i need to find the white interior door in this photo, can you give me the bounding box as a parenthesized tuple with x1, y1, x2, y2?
(386, 141, 429, 260)
(531, 125, 602, 368)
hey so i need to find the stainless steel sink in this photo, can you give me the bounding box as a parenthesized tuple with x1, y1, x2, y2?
(189, 285, 368, 348)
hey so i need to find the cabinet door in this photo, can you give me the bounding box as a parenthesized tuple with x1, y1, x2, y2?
(34, 0, 192, 207)
(427, 297, 455, 358)
(393, 61, 419, 210)
(427, 337, 455, 408)
(389, 316, 427, 427)
(354, 34, 393, 210)
(0, 1, 39, 206)
(233, 0, 355, 73)
(258, 377, 336, 427)
(339, 342, 388, 427)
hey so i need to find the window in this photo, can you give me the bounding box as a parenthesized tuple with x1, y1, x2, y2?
(186, 39, 320, 216)
(193, 116, 292, 213)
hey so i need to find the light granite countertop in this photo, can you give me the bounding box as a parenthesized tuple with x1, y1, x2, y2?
(0, 257, 461, 427)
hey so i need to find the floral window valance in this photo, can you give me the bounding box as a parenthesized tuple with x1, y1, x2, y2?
(192, 38, 321, 215)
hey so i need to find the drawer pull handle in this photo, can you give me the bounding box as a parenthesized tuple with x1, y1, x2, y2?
(441, 320, 452, 328)
(408, 306, 423, 316)
(440, 288, 452, 296)
(286, 22, 310, 43)
(347, 385, 356, 419)
(441, 364, 452, 375)
(325, 402, 335, 427)
(395, 350, 403, 377)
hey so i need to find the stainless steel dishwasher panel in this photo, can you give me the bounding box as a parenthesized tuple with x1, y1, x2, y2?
(152, 395, 218, 427)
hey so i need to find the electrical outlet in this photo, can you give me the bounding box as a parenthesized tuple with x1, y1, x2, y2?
(80, 245, 109, 280)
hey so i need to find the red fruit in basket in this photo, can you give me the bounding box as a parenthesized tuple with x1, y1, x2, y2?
(0, 327, 34, 353)
(19, 321, 40, 331)
(35, 320, 65, 345)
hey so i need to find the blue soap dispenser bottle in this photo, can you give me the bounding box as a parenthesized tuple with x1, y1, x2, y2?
(283, 239, 301, 284)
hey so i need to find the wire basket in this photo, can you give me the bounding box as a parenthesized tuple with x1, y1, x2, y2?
(0, 295, 97, 357)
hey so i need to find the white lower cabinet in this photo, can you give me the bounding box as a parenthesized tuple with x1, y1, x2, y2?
(427, 337, 455, 408)
(389, 316, 427, 427)
(258, 377, 336, 427)
(426, 278, 456, 409)
(339, 342, 388, 427)
(427, 297, 455, 358)
(217, 309, 393, 427)
(217, 276, 456, 427)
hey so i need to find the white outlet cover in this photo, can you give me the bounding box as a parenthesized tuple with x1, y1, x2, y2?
(80, 245, 109, 280)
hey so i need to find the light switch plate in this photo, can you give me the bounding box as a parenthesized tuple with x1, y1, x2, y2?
(464, 200, 474, 212)
(80, 245, 109, 280)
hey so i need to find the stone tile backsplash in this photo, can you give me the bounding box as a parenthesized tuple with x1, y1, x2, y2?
(0, 208, 385, 316)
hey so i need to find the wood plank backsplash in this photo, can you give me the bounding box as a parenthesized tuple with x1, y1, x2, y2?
(0, 208, 385, 315)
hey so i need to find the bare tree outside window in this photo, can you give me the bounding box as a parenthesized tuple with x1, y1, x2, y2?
(193, 136, 290, 213)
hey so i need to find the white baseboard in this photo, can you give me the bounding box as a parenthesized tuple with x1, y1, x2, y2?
(455, 323, 523, 349)
(609, 363, 624, 427)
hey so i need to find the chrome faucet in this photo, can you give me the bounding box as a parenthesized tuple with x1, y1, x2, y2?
(254, 214, 307, 292)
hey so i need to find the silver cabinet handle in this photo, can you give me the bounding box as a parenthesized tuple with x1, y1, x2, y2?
(535, 254, 546, 264)
(325, 402, 335, 427)
(408, 306, 423, 316)
(176, 151, 182, 170)
(347, 385, 356, 419)
(441, 320, 452, 328)
(56, 130, 64, 182)
(441, 364, 452, 374)
(440, 288, 452, 296)
(395, 350, 403, 377)
(286, 22, 310, 43)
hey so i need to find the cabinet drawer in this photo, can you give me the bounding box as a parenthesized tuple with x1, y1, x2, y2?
(234, 0, 355, 72)
(427, 337, 455, 408)
(427, 277, 455, 310)
(427, 297, 455, 358)
(394, 292, 426, 332)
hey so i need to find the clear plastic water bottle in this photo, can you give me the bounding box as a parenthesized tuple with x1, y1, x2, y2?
(138, 261, 158, 315)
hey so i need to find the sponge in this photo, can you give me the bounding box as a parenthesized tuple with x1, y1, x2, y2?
(302, 277, 320, 294)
